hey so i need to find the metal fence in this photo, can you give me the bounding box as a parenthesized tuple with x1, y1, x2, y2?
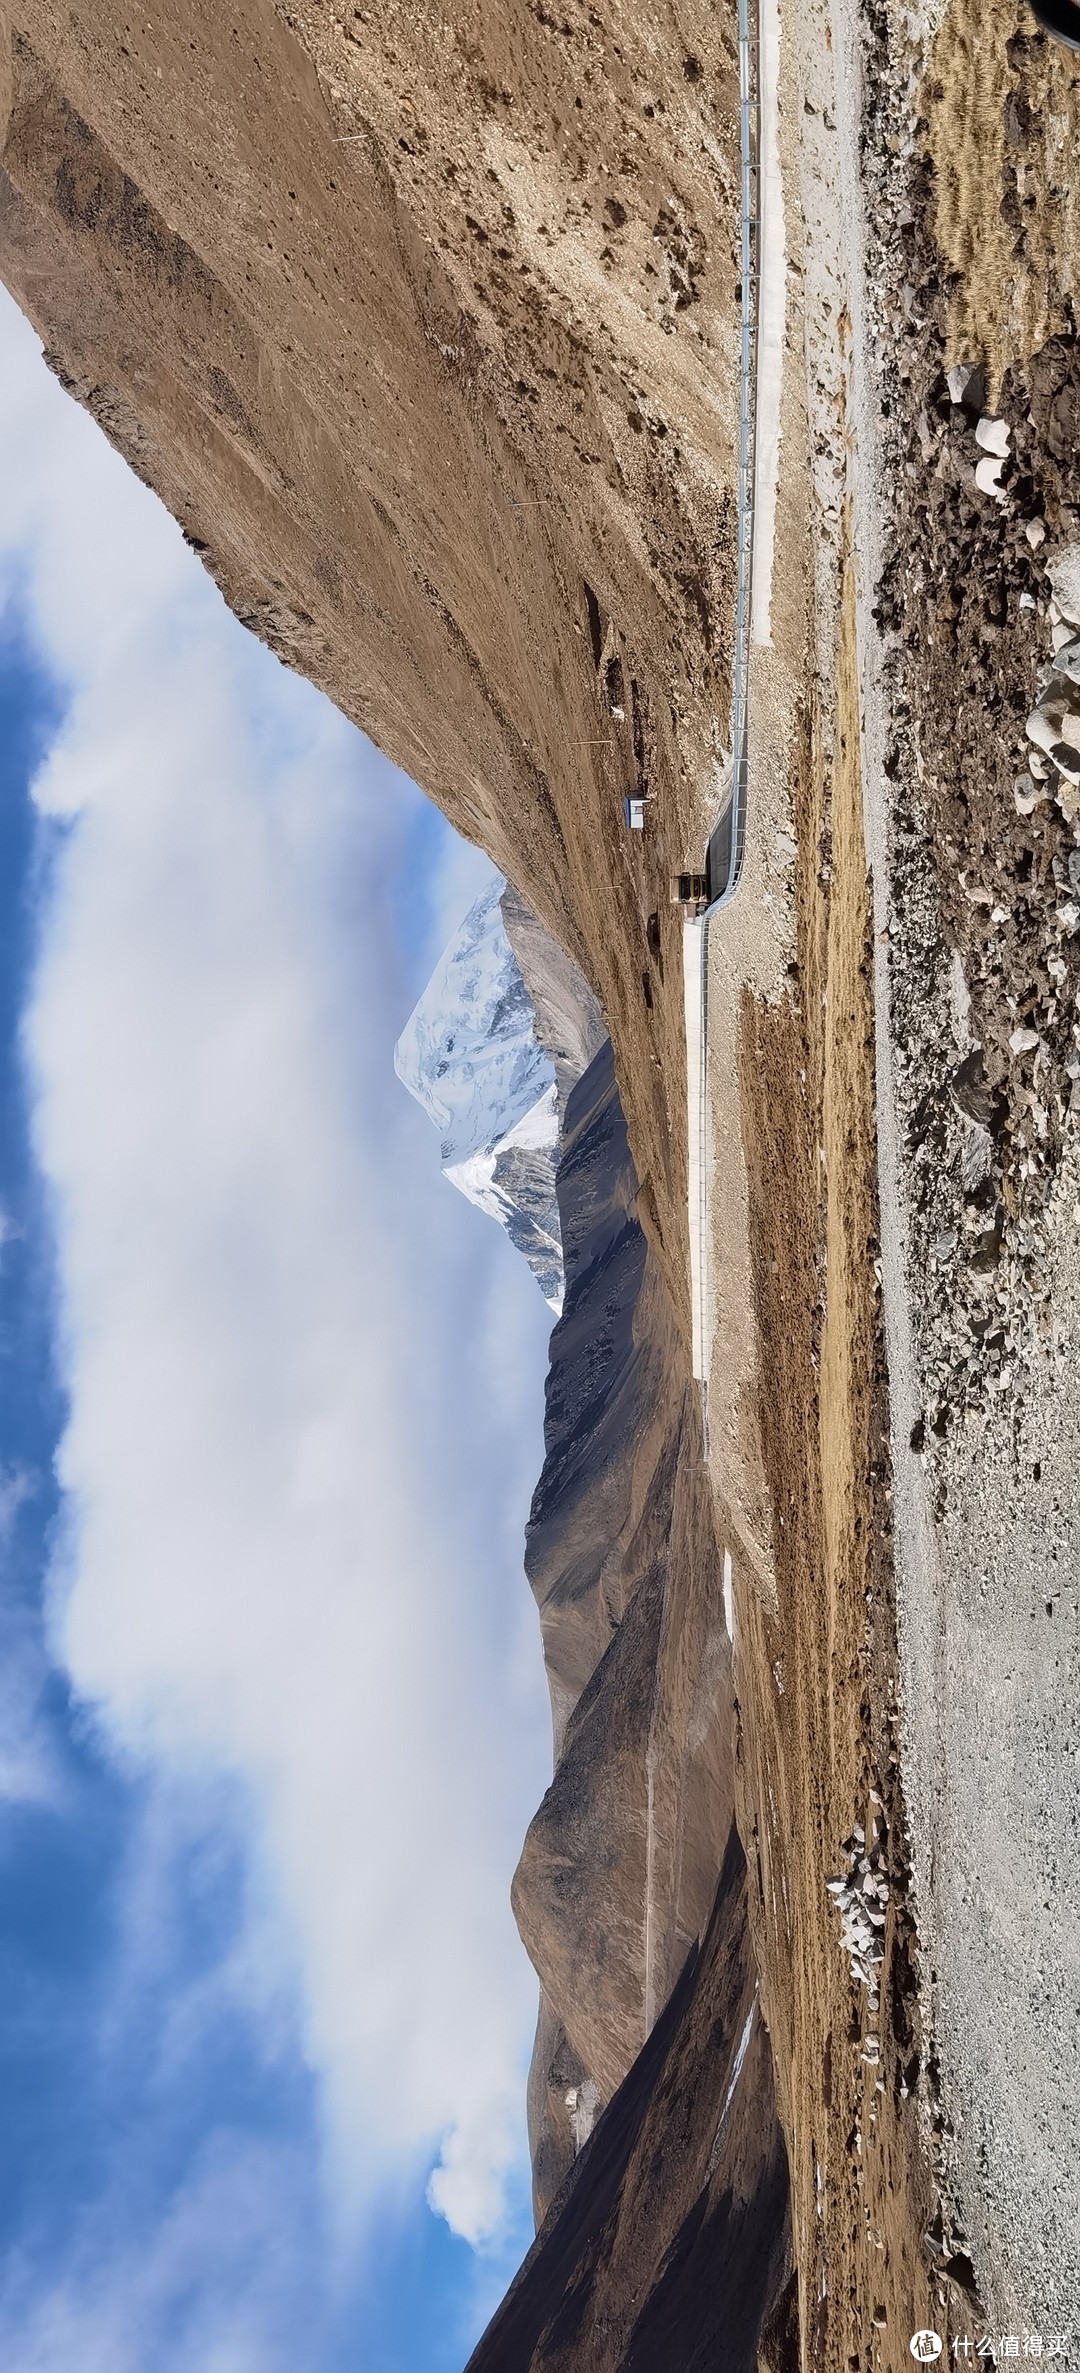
(690, 0, 760, 1435)
(705, 0, 759, 915)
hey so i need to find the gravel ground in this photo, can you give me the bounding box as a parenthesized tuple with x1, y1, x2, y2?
(849, 0, 1080, 2335)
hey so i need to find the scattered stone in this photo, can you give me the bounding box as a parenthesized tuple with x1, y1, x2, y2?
(961, 1121, 993, 1192)
(950, 1047, 996, 1126)
(975, 415, 1011, 459)
(946, 361, 984, 410)
(1048, 543, 1080, 629)
(828, 1831, 892, 1997)
(974, 453, 1008, 504)
(1026, 680, 1080, 759)
(1027, 699, 1064, 758)
(858, 8, 1080, 1479)
(1054, 634, 1080, 687)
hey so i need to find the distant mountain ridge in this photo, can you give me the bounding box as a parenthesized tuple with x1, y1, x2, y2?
(513, 1038, 745, 2229)
(394, 875, 603, 1310)
(397, 885, 772, 2276)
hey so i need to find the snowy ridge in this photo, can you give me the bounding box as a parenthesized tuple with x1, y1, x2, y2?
(395, 876, 565, 1309)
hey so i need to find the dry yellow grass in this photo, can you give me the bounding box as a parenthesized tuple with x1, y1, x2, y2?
(924, 0, 1080, 390)
(731, 561, 982, 2366)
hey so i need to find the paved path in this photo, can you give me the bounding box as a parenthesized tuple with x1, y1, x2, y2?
(686, 0, 770, 1404)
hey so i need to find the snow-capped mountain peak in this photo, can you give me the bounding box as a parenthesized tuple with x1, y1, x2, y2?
(394, 876, 565, 1309)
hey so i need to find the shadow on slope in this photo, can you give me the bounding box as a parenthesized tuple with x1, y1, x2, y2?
(513, 1037, 776, 2281)
(468, 1823, 792, 2373)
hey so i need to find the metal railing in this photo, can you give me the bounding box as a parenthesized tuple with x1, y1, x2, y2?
(705, 0, 759, 916)
(689, 0, 761, 1431)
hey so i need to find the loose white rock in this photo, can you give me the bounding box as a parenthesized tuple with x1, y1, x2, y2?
(975, 453, 1008, 503)
(975, 415, 1011, 457)
(1027, 701, 1067, 758)
(1048, 544, 1080, 629)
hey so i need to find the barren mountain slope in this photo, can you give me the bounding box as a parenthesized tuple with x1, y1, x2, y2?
(468, 1824, 791, 2373)
(0, 0, 745, 1311)
(501, 882, 606, 1123)
(515, 1042, 739, 2221)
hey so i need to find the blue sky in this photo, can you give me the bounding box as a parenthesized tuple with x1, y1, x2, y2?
(0, 290, 552, 2367)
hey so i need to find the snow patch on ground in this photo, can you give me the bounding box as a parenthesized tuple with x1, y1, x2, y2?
(707, 1995, 757, 2175)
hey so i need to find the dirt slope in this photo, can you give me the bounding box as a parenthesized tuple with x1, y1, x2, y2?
(0, 0, 748, 1310)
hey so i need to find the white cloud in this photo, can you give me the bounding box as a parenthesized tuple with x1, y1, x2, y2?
(0, 290, 552, 2247)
